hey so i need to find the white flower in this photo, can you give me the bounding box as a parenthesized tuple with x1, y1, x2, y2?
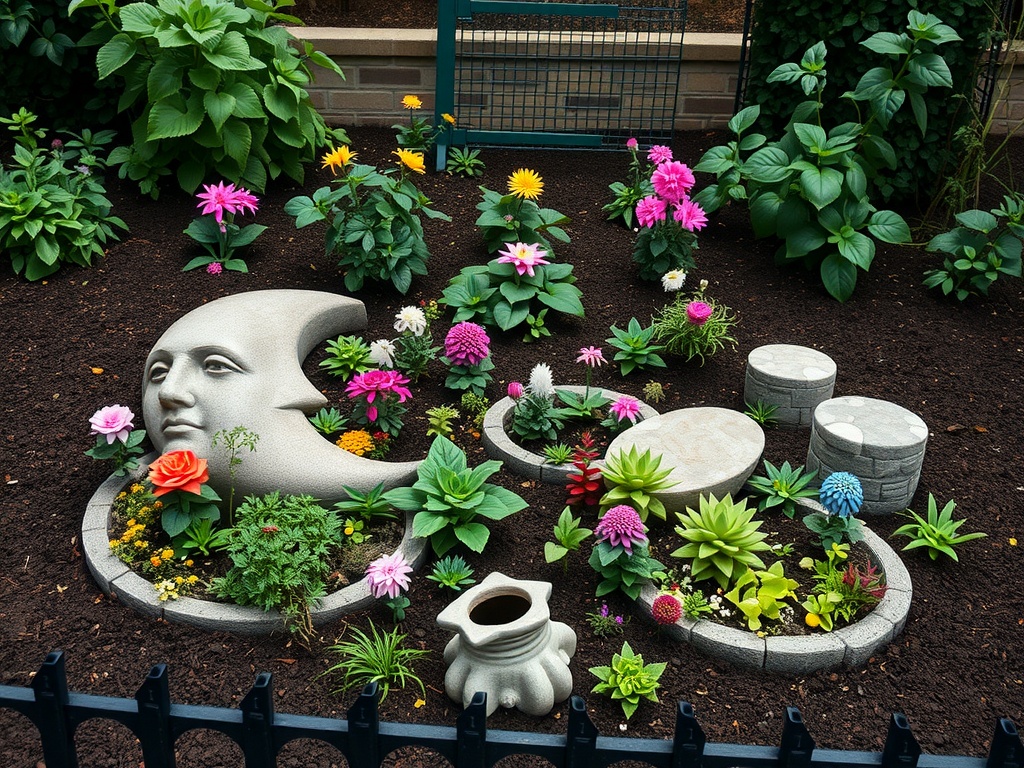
(699, 278, 709, 292)
(369, 339, 396, 368)
(528, 362, 555, 398)
(661, 269, 686, 292)
(394, 306, 427, 336)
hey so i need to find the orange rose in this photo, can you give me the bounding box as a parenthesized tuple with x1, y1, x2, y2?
(148, 450, 209, 497)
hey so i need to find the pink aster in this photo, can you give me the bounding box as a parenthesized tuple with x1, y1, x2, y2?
(609, 395, 642, 425)
(651, 161, 696, 204)
(444, 322, 491, 367)
(652, 594, 683, 625)
(365, 551, 413, 599)
(206, 262, 223, 275)
(507, 381, 524, 399)
(576, 346, 606, 368)
(647, 145, 673, 164)
(195, 181, 259, 232)
(496, 242, 550, 277)
(635, 195, 667, 228)
(345, 369, 412, 422)
(673, 198, 708, 232)
(626, 137, 639, 151)
(89, 404, 135, 444)
(686, 301, 713, 326)
(595, 504, 647, 554)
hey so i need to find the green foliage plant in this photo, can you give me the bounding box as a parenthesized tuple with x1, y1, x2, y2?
(588, 533, 664, 601)
(309, 407, 348, 437)
(585, 603, 627, 637)
(320, 335, 373, 380)
(602, 138, 654, 229)
(599, 445, 678, 523)
(0, 109, 126, 280)
(175, 517, 230, 556)
(723, 560, 799, 631)
(682, 590, 713, 619)
(923, 194, 1024, 300)
(426, 405, 460, 439)
(892, 493, 986, 562)
(475, 181, 570, 255)
(544, 507, 593, 573)
(426, 554, 476, 591)
(445, 146, 486, 177)
(541, 443, 573, 466)
(651, 284, 738, 364)
(802, 591, 842, 631)
(212, 492, 342, 638)
(589, 641, 666, 720)
(522, 308, 552, 343)
(642, 381, 666, 404)
(802, 543, 886, 625)
(70, 0, 346, 198)
(459, 392, 490, 431)
(331, 482, 398, 524)
(384, 436, 528, 556)
(392, 94, 452, 151)
(323, 621, 429, 701)
(211, 425, 258, 523)
(743, 400, 778, 427)
(672, 493, 772, 590)
(694, 13, 961, 301)
(510, 392, 567, 443)
(555, 387, 609, 420)
(605, 317, 667, 377)
(803, 510, 866, 552)
(746, 460, 818, 518)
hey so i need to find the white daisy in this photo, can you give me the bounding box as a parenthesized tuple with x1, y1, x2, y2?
(394, 306, 427, 336)
(528, 362, 555, 398)
(661, 269, 687, 292)
(369, 339, 396, 368)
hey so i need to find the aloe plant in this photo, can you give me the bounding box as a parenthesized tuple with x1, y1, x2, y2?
(746, 459, 818, 518)
(599, 445, 678, 522)
(892, 494, 986, 562)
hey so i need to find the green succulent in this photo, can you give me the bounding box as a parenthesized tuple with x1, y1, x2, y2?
(672, 493, 772, 590)
(605, 317, 667, 376)
(426, 405, 460, 439)
(331, 483, 397, 523)
(320, 335, 372, 380)
(803, 591, 842, 631)
(746, 460, 818, 518)
(723, 560, 799, 631)
(892, 494, 987, 562)
(426, 555, 476, 591)
(599, 446, 679, 523)
(308, 407, 348, 436)
(589, 641, 666, 720)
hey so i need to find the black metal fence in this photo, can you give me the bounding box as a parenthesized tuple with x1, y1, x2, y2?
(2, 651, 1022, 768)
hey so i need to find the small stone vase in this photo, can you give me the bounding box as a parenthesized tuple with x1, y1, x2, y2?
(436, 571, 577, 716)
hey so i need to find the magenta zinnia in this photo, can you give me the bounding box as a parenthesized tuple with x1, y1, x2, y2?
(595, 504, 647, 554)
(609, 395, 642, 425)
(652, 594, 683, 625)
(365, 551, 413, 599)
(496, 241, 550, 277)
(673, 198, 708, 231)
(686, 301, 713, 326)
(651, 161, 696, 204)
(195, 181, 258, 232)
(345, 370, 412, 422)
(444, 321, 491, 366)
(635, 195, 667, 228)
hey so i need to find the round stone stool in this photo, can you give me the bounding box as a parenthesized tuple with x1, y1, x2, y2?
(807, 397, 929, 515)
(744, 344, 837, 427)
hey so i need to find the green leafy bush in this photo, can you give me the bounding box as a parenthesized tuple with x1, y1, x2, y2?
(650, 286, 737, 364)
(544, 506, 593, 572)
(320, 335, 372, 380)
(590, 641, 666, 720)
(605, 317, 667, 377)
(723, 560, 799, 631)
(476, 168, 571, 254)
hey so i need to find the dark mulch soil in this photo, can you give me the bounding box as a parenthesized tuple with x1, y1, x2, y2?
(2, 126, 1023, 767)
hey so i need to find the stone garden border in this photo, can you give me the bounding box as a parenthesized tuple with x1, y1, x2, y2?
(480, 386, 659, 484)
(81, 453, 429, 634)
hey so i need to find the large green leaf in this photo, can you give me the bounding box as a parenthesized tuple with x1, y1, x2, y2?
(96, 33, 136, 79)
(202, 31, 264, 71)
(204, 90, 237, 132)
(820, 253, 858, 302)
(741, 146, 791, 183)
(537, 282, 584, 316)
(148, 95, 205, 139)
(867, 210, 911, 244)
(835, 229, 875, 270)
(799, 166, 843, 210)
(454, 522, 490, 553)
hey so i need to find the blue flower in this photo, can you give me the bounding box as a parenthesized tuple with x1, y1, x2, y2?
(819, 472, 864, 518)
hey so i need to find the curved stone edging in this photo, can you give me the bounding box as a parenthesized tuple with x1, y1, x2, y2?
(81, 453, 428, 634)
(638, 499, 912, 674)
(481, 386, 659, 484)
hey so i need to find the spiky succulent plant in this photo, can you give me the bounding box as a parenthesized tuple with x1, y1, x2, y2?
(598, 445, 678, 523)
(589, 641, 666, 720)
(672, 493, 772, 590)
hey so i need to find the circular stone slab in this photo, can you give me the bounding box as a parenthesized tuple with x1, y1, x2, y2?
(744, 344, 837, 427)
(604, 407, 765, 515)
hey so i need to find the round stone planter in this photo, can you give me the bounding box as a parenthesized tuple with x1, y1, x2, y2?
(81, 454, 428, 634)
(637, 499, 912, 674)
(481, 386, 659, 484)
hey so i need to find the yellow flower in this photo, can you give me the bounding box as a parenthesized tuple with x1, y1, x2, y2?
(127, 518, 136, 527)
(150, 556, 162, 568)
(161, 549, 174, 560)
(109, 540, 118, 548)
(130, 484, 144, 493)
(185, 559, 194, 567)
(344, 525, 355, 536)
(393, 149, 426, 174)
(134, 540, 146, 548)
(322, 145, 357, 174)
(175, 576, 185, 585)
(401, 94, 423, 110)
(805, 613, 821, 628)
(1011, 538, 1018, 546)
(508, 168, 543, 200)
(337, 430, 375, 456)
(187, 575, 198, 584)
(442, 113, 456, 125)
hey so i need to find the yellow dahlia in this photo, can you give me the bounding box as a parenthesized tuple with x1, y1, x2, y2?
(393, 148, 426, 174)
(508, 168, 543, 200)
(401, 94, 423, 110)
(322, 145, 357, 175)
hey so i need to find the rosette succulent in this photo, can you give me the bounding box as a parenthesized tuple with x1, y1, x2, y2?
(589, 641, 666, 720)
(599, 446, 678, 523)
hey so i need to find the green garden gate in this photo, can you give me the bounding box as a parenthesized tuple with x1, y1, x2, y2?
(435, 0, 689, 167)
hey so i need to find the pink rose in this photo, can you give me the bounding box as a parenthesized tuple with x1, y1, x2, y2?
(89, 404, 135, 444)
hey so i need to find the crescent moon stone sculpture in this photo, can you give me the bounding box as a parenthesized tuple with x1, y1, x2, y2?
(142, 289, 420, 504)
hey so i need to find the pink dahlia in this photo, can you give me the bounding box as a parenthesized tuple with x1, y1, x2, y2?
(496, 242, 550, 277)
(89, 404, 135, 444)
(595, 504, 647, 554)
(345, 369, 412, 422)
(576, 346, 606, 368)
(651, 161, 696, 204)
(635, 195, 667, 228)
(652, 594, 683, 625)
(647, 145, 673, 164)
(365, 551, 413, 599)
(673, 198, 708, 232)
(507, 381, 524, 399)
(686, 301, 713, 326)
(609, 395, 642, 425)
(196, 181, 258, 232)
(444, 321, 491, 367)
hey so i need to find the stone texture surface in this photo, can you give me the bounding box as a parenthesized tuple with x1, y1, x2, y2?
(689, 621, 766, 669)
(744, 344, 837, 427)
(765, 634, 846, 674)
(605, 407, 764, 513)
(807, 397, 929, 514)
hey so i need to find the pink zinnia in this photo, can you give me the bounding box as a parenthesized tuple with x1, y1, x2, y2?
(444, 322, 491, 367)
(365, 551, 413, 599)
(206, 262, 223, 275)
(651, 161, 696, 204)
(673, 198, 708, 232)
(89, 404, 135, 444)
(686, 301, 713, 326)
(635, 195, 667, 228)
(595, 504, 647, 554)
(626, 137, 639, 151)
(647, 145, 673, 164)
(576, 346, 606, 368)
(345, 370, 412, 422)
(652, 594, 683, 625)
(196, 181, 259, 232)
(609, 395, 642, 425)
(507, 381, 524, 399)
(496, 242, 550, 277)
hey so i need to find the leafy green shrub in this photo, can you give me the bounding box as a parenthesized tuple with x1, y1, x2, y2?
(320, 335, 373, 380)
(70, 0, 346, 198)
(892, 493, 986, 561)
(323, 621, 429, 701)
(590, 641, 666, 720)
(425, 405, 460, 439)
(384, 436, 528, 556)
(599, 445, 678, 523)
(544, 506, 593, 573)
(331, 482, 397, 524)
(651, 285, 737, 364)
(476, 168, 570, 254)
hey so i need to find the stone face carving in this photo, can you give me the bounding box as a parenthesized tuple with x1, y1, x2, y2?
(142, 289, 419, 503)
(436, 572, 577, 717)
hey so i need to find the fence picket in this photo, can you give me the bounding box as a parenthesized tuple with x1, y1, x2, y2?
(456, 691, 488, 768)
(135, 664, 176, 768)
(672, 701, 706, 768)
(347, 682, 381, 768)
(883, 713, 922, 768)
(240, 672, 276, 768)
(31, 651, 78, 768)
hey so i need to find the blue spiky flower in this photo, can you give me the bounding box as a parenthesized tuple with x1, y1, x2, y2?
(819, 472, 864, 518)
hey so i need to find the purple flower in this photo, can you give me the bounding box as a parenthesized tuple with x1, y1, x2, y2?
(507, 381, 524, 399)
(647, 145, 673, 164)
(206, 262, 223, 275)
(576, 346, 606, 368)
(444, 322, 491, 367)
(615, 615, 623, 625)
(686, 301, 713, 326)
(609, 395, 642, 425)
(595, 504, 647, 554)
(51, 139, 63, 150)
(89, 405, 135, 444)
(365, 551, 413, 599)
(635, 195, 667, 228)
(651, 161, 696, 204)
(673, 198, 708, 232)
(600, 603, 610, 617)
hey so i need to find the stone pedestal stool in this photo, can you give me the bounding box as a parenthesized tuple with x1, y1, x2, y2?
(807, 396, 929, 514)
(744, 344, 837, 427)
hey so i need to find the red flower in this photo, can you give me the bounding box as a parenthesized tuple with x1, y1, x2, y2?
(148, 450, 209, 497)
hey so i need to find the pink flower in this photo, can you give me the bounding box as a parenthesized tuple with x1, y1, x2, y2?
(652, 594, 683, 625)
(686, 301, 713, 326)
(626, 137, 639, 151)
(635, 195, 667, 228)
(444, 322, 491, 367)
(507, 381, 524, 399)
(576, 346, 606, 368)
(496, 242, 550, 277)
(647, 145, 673, 164)
(195, 181, 259, 232)
(206, 262, 223, 275)
(345, 370, 412, 422)
(595, 504, 647, 554)
(365, 551, 413, 599)
(89, 404, 135, 444)
(673, 198, 708, 232)
(609, 395, 642, 425)
(651, 161, 696, 204)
